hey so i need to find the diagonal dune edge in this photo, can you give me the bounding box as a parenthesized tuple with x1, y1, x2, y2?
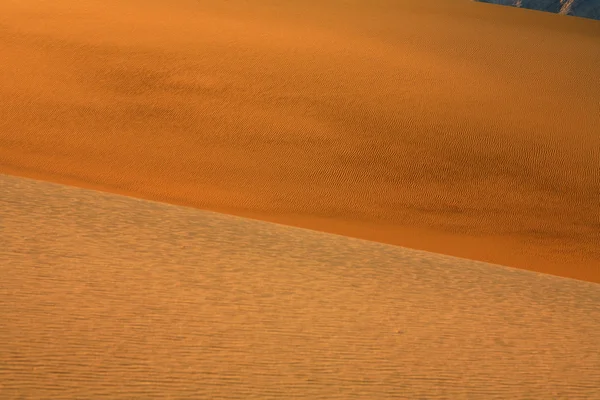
(0, 173, 574, 275)
(1, 173, 600, 399)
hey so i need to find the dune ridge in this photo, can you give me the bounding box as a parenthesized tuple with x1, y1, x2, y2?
(1, 173, 600, 399)
(0, 0, 599, 282)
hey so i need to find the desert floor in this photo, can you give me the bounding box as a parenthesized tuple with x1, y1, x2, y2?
(2, 174, 600, 399)
(1, 0, 599, 282)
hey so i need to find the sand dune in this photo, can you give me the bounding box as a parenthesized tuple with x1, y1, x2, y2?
(0, 0, 599, 282)
(1, 174, 599, 399)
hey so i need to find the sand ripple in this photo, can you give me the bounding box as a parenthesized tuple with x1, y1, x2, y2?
(1, 174, 599, 399)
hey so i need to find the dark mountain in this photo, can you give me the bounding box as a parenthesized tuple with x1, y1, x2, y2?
(476, 0, 600, 20)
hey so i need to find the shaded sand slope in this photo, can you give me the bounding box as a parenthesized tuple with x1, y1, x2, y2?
(0, 0, 599, 282)
(1, 174, 600, 399)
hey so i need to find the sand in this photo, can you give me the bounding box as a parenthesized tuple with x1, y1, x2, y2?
(1, 174, 599, 399)
(0, 0, 599, 283)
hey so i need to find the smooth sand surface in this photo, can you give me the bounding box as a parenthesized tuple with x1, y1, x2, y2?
(1, 0, 599, 282)
(1, 174, 600, 399)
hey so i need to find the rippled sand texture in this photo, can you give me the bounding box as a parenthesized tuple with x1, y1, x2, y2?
(0, 0, 599, 282)
(1, 174, 600, 399)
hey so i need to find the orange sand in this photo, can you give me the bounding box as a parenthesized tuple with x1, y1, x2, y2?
(1, 0, 599, 282)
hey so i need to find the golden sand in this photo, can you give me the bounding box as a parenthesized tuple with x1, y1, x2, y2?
(1, 0, 599, 282)
(1, 174, 599, 398)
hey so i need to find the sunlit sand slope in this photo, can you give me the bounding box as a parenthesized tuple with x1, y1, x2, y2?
(0, 0, 599, 280)
(1, 174, 599, 399)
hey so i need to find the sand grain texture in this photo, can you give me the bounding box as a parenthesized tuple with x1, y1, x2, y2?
(0, 0, 599, 281)
(1, 174, 600, 399)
